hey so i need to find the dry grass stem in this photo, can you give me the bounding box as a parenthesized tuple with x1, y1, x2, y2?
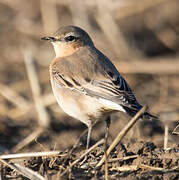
(115, 59, 179, 74)
(0, 83, 30, 111)
(116, 0, 167, 20)
(8, 93, 56, 120)
(42, 93, 56, 107)
(108, 155, 139, 163)
(0, 0, 179, 178)
(69, 120, 98, 155)
(110, 165, 138, 172)
(0, 159, 45, 180)
(96, 106, 147, 168)
(23, 49, 50, 128)
(0, 151, 63, 160)
(40, 0, 59, 33)
(59, 139, 104, 177)
(139, 164, 179, 172)
(96, 4, 130, 58)
(12, 127, 44, 152)
(110, 164, 179, 173)
(68, 0, 92, 32)
(69, 128, 88, 154)
(172, 124, 179, 135)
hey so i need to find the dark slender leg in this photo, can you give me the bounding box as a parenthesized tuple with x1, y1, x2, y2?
(104, 116, 111, 151)
(104, 116, 111, 179)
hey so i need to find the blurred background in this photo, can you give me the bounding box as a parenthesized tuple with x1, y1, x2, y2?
(0, 0, 178, 152)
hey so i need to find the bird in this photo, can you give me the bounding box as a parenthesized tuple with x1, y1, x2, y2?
(41, 25, 156, 149)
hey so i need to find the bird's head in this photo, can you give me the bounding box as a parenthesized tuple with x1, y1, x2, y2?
(41, 26, 94, 57)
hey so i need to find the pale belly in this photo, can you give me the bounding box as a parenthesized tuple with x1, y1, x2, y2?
(51, 79, 106, 126)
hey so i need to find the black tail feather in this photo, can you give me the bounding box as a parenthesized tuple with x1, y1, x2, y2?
(143, 112, 158, 120)
(122, 106, 158, 120)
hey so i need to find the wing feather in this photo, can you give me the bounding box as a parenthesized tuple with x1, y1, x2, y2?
(50, 47, 142, 111)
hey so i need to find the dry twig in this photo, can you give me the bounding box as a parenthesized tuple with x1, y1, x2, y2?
(172, 124, 179, 135)
(11, 49, 50, 152)
(40, 0, 59, 33)
(96, 106, 147, 168)
(110, 165, 138, 172)
(115, 59, 179, 75)
(108, 155, 138, 163)
(139, 164, 179, 172)
(68, 0, 92, 32)
(115, 0, 167, 20)
(7, 93, 56, 120)
(0, 83, 30, 111)
(0, 159, 45, 180)
(110, 163, 179, 173)
(96, 3, 130, 58)
(12, 127, 44, 153)
(23, 49, 50, 128)
(59, 139, 104, 177)
(0, 151, 64, 160)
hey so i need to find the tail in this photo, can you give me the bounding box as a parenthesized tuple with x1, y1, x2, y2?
(143, 111, 158, 120)
(122, 106, 158, 120)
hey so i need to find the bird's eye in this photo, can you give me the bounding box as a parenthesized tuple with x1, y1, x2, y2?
(64, 35, 76, 42)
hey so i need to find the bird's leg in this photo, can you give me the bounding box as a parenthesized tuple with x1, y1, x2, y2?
(86, 123, 92, 149)
(104, 116, 111, 178)
(104, 116, 111, 152)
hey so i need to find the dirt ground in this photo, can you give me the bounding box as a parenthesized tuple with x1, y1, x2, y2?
(0, 0, 179, 179)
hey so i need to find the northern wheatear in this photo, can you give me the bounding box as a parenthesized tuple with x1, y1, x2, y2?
(42, 26, 156, 149)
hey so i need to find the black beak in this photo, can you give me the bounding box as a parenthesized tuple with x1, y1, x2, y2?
(41, 36, 56, 41)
